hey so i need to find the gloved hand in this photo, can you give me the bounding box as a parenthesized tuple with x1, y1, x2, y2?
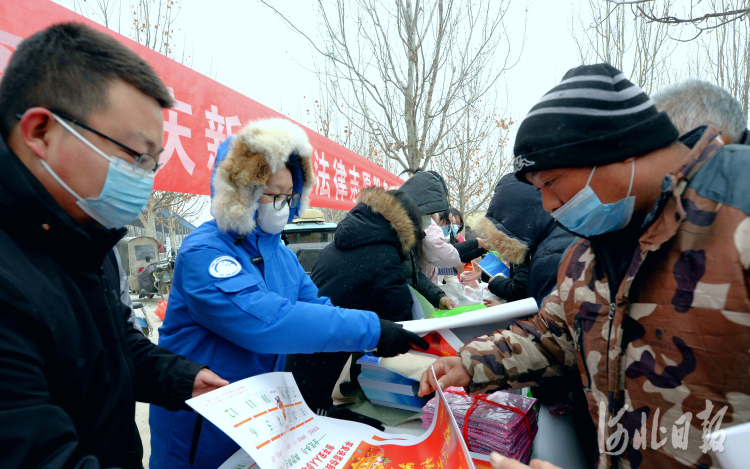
(374, 319, 429, 357)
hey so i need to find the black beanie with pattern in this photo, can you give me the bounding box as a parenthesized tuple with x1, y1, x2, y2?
(513, 63, 678, 182)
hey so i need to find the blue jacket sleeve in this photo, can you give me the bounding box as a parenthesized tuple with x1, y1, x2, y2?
(181, 247, 380, 354)
(294, 256, 334, 306)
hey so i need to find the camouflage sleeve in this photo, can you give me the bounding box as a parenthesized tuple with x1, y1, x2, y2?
(459, 289, 577, 393)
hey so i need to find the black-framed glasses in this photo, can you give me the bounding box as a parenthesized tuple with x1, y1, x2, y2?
(263, 193, 301, 210)
(17, 109, 163, 173)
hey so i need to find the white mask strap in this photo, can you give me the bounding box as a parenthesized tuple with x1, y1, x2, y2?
(39, 158, 85, 203)
(626, 160, 635, 197)
(585, 166, 597, 187)
(51, 113, 113, 164)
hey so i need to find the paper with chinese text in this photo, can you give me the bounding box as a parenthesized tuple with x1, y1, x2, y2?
(189, 370, 475, 469)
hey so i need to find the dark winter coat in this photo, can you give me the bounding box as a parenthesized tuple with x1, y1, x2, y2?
(476, 173, 578, 305)
(484, 263, 530, 302)
(0, 137, 204, 469)
(286, 187, 419, 413)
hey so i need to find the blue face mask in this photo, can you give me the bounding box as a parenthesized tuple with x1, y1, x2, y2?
(551, 161, 636, 237)
(441, 224, 461, 237)
(43, 115, 155, 229)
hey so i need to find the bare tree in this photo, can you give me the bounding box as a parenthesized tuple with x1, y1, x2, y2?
(685, 2, 750, 116)
(607, 0, 750, 120)
(162, 194, 206, 249)
(429, 88, 514, 216)
(263, 0, 523, 173)
(129, 0, 181, 59)
(69, 0, 123, 30)
(139, 191, 178, 238)
(606, 0, 750, 32)
(296, 82, 399, 223)
(571, 0, 678, 94)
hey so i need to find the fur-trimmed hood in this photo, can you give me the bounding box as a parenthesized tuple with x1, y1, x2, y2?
(474, 217, 528, 265)
(334, 187, 417, 254)
(210, 119, 315, 235)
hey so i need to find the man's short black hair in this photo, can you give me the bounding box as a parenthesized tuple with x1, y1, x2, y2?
(0, 22, 174, 139)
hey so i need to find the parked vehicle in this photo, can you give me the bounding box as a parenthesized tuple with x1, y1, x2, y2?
(281, 209, 337, 274)
(115, 236, 160, 295)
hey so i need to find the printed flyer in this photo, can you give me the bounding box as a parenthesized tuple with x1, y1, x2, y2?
(188, 370, 476, 469)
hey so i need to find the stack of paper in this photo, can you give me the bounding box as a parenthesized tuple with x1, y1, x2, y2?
(421, 388, 539, 463)
(356, 354, 431, 412)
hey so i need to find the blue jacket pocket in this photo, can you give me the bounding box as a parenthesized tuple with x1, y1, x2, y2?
(214, 274, 277, 324)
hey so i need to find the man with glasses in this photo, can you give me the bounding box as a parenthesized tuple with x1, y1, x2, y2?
(0, 23, 227, 469)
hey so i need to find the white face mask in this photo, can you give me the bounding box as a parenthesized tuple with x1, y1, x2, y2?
(256, 202, 289, 234)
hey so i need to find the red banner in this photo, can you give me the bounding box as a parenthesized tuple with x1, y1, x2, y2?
(0, 0, 402, 210)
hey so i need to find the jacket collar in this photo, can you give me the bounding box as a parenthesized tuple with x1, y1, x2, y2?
(0, 136, 125, 272)
(638, 126, 725, 255)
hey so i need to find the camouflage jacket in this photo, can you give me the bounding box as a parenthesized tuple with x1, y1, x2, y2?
(461, 128, 750, 469)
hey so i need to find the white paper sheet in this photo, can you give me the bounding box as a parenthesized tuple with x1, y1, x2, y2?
(712, 421, 750, 469)
(398, 297, 538, 334)
(188, 370, 477, 469)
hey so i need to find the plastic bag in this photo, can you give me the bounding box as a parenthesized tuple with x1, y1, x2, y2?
(440, 282, 482, 306)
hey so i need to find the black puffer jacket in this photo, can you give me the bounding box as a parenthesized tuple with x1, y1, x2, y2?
(0, 137, 204, 469)
(476, 173, 578, 305)
(286, 187, 418, 413)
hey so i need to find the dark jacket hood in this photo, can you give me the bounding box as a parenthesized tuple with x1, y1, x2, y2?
(334, 187, 417, 253)
(398, 170, 448, 215)
(482, 173, 552, 247)
(477, 172, 578, 304)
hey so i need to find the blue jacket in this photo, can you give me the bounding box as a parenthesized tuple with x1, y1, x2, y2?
(149, 123, 381, 469)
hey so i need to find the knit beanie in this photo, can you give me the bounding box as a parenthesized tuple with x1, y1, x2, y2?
(513, 63, 678, 182)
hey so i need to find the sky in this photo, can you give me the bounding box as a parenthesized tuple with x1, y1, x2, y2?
(51, 0, 613, 225)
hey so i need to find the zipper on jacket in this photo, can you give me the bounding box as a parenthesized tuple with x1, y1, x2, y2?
(574, 316, 592, 392)
(605, 302, 616, 398)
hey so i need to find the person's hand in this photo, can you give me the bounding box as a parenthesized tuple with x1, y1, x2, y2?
(484, 298, 502, 307)
(461, 262, 482, 282)
(477, 238, 487, 250)
(418, 356, 471, 396)
(375, 319, 429, 357)
(490, 453, 563, 469)
(192, 368, 230, 398)
(439, 296, 457, 310)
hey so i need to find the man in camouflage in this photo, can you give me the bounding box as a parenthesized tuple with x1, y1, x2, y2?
(420, 64, 750, 469)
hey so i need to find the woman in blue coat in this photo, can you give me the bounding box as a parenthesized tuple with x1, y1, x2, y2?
(149, 119, 427, 469)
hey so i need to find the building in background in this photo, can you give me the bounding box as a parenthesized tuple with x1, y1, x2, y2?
(126, 210, 197, 252)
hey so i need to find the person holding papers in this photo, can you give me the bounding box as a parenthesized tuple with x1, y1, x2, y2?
(421, 64, 750, 469)
(286, 187, 424, 415)
(149, 119, 428, 469)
